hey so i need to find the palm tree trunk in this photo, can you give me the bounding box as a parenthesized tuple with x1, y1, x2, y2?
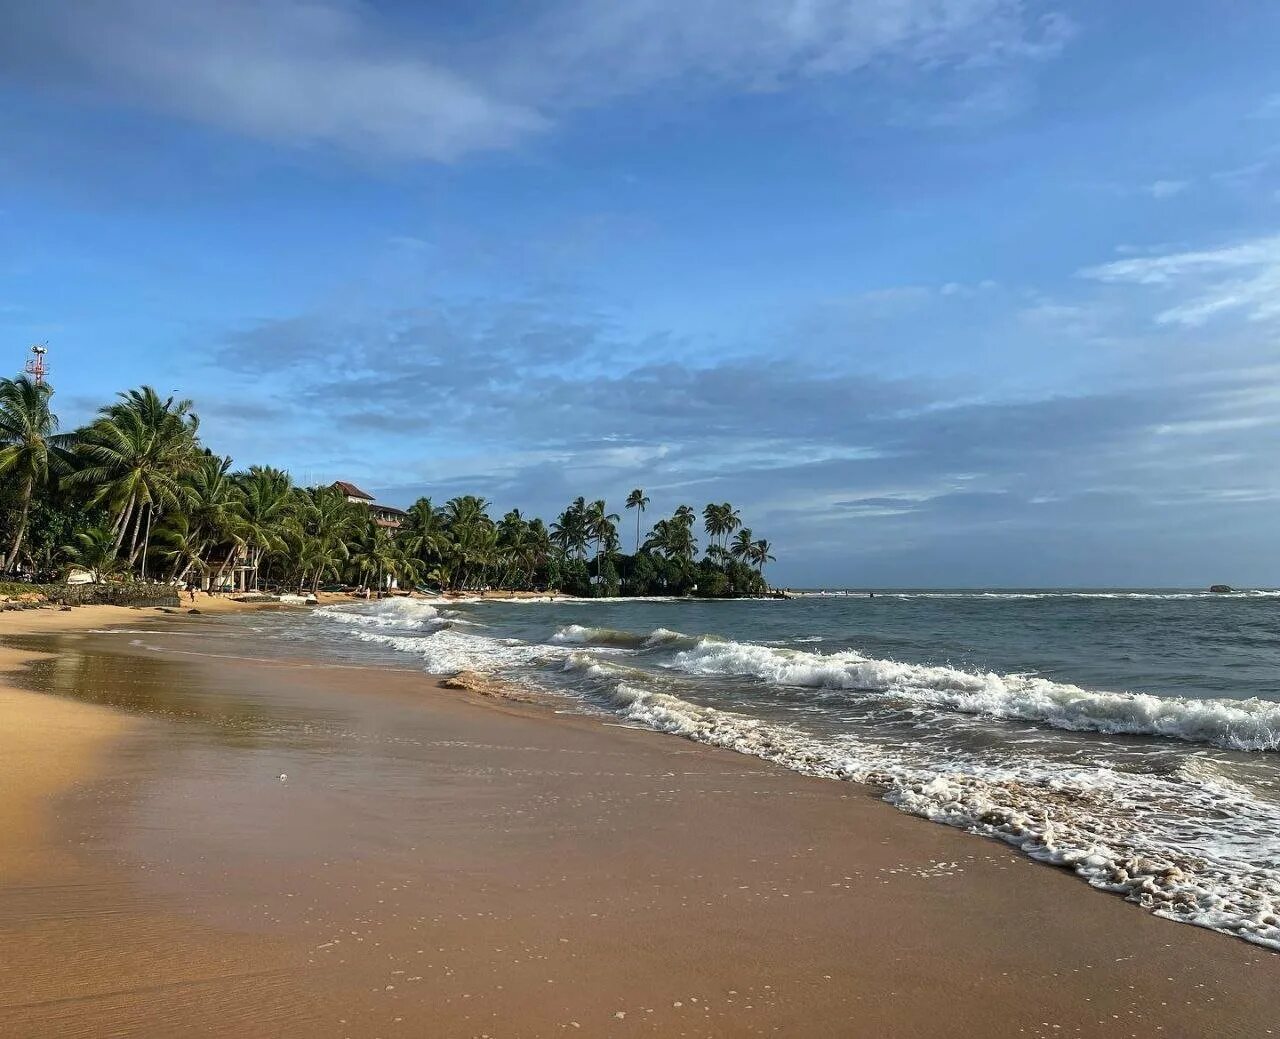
(110, 491, 136, 555)
(139, 505, 154, 581)
(4, 474, 33, 575)
(126, 501, 147, 568)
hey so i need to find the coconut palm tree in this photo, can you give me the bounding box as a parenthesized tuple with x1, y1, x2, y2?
(401, 497, 446, 574)
(441, 496, 495, 589)
(293, 484, 359, 592)
(61, 526, 126, 583)
(625, 488, 649, 553)
(721, 503, 742, 549)
(0, 375, 67, 574)
(171, 453, 246, 588)
(235, 466, 297, 589)
(730, 527, 755, 561)
(751, 539, 775, 581)
(69, 386, 200, 576)
(350, 517, 400, 592)
(550, 498, 589, 562)
(586, 499, 619, 583)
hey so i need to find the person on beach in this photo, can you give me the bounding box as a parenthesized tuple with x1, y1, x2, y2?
(189, 587, 197, 604)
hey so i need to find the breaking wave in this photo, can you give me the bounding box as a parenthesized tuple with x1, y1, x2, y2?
(307, 596, 1280, 951)
(667, 640, 1280, 752)
(552, 624, 698, 649)
(595, 679, 1280, 951)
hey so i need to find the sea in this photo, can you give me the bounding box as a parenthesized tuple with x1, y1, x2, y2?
(247, 589, 1280, 950)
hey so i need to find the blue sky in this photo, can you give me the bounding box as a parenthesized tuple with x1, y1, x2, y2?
(2, 1, 1278, 586)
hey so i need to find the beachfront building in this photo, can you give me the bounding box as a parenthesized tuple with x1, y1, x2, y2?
(332, 481, 406, 530)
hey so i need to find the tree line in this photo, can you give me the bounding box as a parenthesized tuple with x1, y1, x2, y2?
(0, 376, 776, 597)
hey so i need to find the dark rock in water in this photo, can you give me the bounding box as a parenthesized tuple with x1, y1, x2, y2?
(1209, 584, 1233, 593)
(188, 608, 202, 615)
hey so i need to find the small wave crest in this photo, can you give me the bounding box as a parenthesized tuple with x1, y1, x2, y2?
(551, 624, 699, 649)
(669, 639, 1280, 752)
(592, 676, 1280, 950)
(317, 598, 446, 631)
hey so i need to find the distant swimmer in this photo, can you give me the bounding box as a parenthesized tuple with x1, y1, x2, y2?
(869, 592, 875, 598)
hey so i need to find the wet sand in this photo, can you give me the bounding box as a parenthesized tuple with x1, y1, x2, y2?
(0, 610, 1276, 1038)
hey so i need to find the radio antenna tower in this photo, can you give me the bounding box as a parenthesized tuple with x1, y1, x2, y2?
(24, 344, 48, 385)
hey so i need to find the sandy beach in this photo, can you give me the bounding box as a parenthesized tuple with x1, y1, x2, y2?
(0, 602, 1276, 1038)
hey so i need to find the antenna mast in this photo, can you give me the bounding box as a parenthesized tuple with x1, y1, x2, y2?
(24, 344, 48, 385)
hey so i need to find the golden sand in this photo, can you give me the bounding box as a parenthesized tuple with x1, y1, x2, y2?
(0, 604, 1275, 1037)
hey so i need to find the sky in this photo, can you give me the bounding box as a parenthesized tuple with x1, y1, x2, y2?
(1, 0, 1278, 587)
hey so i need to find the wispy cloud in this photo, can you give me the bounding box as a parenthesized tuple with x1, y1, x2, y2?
(1, 0, 1074, 162)
(2, 0, 546, 162)
(1080, 234, 1280, 325)
(1147, 179, 1190, 199)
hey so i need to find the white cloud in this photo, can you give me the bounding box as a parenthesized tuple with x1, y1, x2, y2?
(1147, 179, 1190, 199)
(530, 0, 1073, 96)
(4, 0, 1074, 162)
(1079, 235, 1280, 326)
(8, 0, 545, 162)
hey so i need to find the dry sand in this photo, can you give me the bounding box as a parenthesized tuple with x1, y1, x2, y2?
(0, 605, 1275, 1038)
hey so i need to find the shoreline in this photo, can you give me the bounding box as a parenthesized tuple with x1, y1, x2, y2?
(1, 605, 1276, 1036)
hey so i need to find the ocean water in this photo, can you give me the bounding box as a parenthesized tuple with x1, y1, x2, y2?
(254, 590, 1280, 949)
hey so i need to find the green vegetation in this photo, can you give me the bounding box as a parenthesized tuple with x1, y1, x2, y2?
(0, 376, 778, 597)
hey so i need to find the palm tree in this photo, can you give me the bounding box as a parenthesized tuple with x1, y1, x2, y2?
(625, 488, 649, 554)
(730, 527, 755, 562)
(497, 509, 531, 589)
(175, 453, 245, 588)
(235, 466, 296, 589)
(751, 539, 776, 582)
(550, 498, 589, 562)
(61, 526, 126, 583)
(293, 484, 359, 592)
(441, 495, 495, 589)
(152, 512, 207, 585)
(350, 517, 399, 592)
(702, 503, 731, 553)
(0, 375, 66, 574)
(721, 503, 741, 550)
(401, 497, 446, 574)
(586, 499, 619, 583)
(69, 386, 200, 577)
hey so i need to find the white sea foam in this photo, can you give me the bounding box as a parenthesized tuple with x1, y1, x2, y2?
(318, 598, 446, 630)
(552, 624, 697, 649)
(310, 599, 1280, 950)
(667, 639, 1280, 752)
(593, 677, 1280, 951)
(340, 625, 560, 673)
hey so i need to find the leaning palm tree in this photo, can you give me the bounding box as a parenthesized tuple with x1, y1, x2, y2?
(0, 375, 67, 574)
(730, 527, 755, 562)
(751, 539, 776, 582)
(625, 488, 649, 554)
